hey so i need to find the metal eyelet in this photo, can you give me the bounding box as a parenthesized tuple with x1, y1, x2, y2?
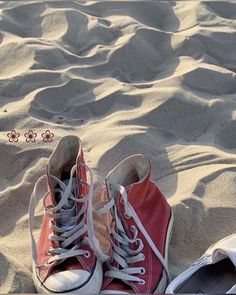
(140, 253, 145, 261)
(119, 196, 124, 204)
(44, 260, 51, 266)
(136, 238, 142, 245)
(140, 267, 145, 274)
(47, 233, 53, 241)
(138, 279, 145, 285)
(107, 257, 113, 266)
(130, 225, 137, 232)
(47, 247, 53, 255)
(124, 212, 131, 219)
(84, 250, 91, 258)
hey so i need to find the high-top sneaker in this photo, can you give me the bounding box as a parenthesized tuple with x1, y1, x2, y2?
(96, 154, 173, 294)
(29, 135, 103, 293)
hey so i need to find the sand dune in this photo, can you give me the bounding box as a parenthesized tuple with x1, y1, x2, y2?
(0, 0, 236, 292)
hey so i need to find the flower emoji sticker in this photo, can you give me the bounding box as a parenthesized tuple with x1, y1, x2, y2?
(7, 130, 20, 143)
(41, 130, 54, 142)
(24, 130, 37, 143)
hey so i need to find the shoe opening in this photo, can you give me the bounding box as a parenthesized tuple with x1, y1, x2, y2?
(106, 154, 150, 187)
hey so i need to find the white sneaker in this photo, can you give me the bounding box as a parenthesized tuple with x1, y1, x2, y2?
(166, 234, 236, 294)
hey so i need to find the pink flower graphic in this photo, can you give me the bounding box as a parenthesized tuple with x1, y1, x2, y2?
(42, 130, 54, 142)
(24, 130, 37, 143)
(7, 130, 20, 143)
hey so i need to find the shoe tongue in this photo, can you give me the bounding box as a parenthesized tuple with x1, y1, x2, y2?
(54, 177, 77, 230)
(59, 204, 76, 230)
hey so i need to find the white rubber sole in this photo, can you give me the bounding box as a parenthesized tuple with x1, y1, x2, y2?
(33, 260, 103, 294)
(154, 208, 174, 293)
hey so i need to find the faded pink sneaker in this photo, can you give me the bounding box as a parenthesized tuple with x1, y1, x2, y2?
(29, 136, 103, 293)
(95, 154, 174, 294)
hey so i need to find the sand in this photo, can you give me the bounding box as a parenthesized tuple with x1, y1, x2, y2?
(0, 0, 236, 292)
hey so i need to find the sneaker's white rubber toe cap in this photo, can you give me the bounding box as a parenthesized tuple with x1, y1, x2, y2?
(43, 269, 90, 292)
(33, 260, 103, 294)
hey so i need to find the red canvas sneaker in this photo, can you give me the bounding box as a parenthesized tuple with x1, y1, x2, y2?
(29, 135, 103, 293)
(96, 154, 173, 294)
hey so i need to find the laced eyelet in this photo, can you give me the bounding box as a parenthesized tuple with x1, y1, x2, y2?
(136, 238, 142, 245)
(140, 267, 145, 274)
(119, 196, 124, 204)
(107, 257, 113, 266)
(44, 260, 52, 267)
(138, 279, 145, 285)
(83, 236, 89, 243)
(140, 253, 145, 261)
(130, 225, 136, 232)
(47, 247, 54, 255)
(47, 233, 52, 241)
(124, 212, 131, 219)
(84, 250, 91, 258)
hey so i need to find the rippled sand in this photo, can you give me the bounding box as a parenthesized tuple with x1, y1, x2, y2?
(0, 1, 236, 292)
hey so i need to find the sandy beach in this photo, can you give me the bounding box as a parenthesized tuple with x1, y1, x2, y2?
(0, 0, 236, 292)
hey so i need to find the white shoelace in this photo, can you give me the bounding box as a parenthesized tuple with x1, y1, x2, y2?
(29, 164, 100, 265)
(95, 183, 171, 285)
